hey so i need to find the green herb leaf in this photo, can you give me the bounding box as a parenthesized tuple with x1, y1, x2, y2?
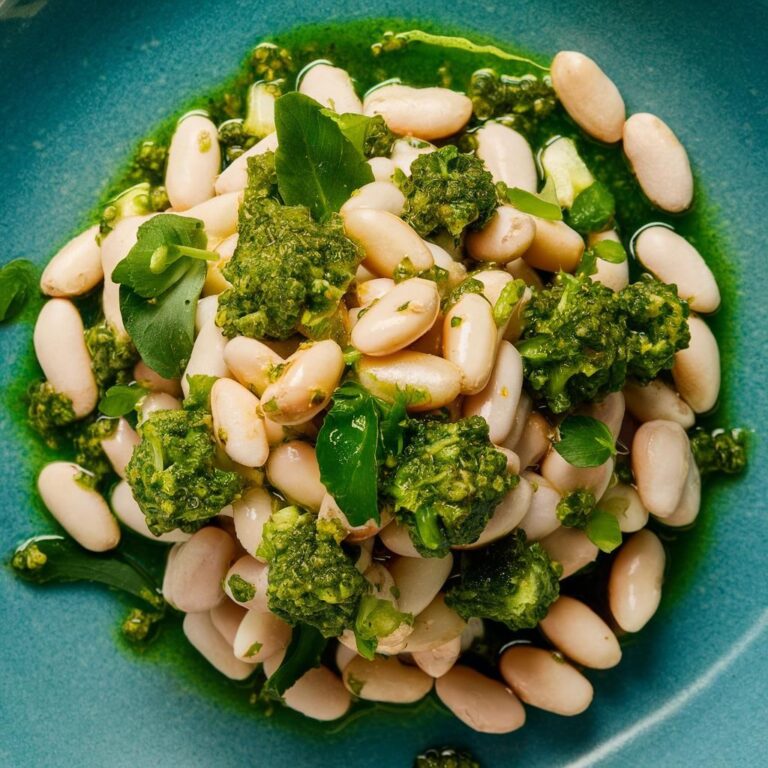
(585, 508, 622, 553)
(592, 239, 627, 264)
(98, 383, 149, 417)
(554, 415, 616, 467)
(503, 185, 563, 221)
(493, 278, 526, 327)
(567, 182, 615, 234)
(0, 259, 37, 323)
(275, 93, 374, 222)
(321, 110, 372, 156)
(263, 623, 327, 698)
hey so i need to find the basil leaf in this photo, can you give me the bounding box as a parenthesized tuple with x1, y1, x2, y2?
(585, 508, 622, 553)
(275, 93, 373, 222)
(99, 383, 149, 417)
(263, 623, 327, 698)
(592, 239, 627, 264)
(567, 182, 615, 234)
(0, 259, 37, 322)
(503, 185, 563, 221)
(554, 415, 616, 467)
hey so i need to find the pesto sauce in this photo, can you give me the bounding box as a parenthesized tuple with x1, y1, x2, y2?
(8, 17, 741, 729)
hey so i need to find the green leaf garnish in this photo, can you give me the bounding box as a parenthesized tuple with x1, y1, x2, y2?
(98, 383, 149, 417)
(493, 278, 526, 327)
(567, 181, 616, 234)
(554, 415, 616, 467)
(585, 508, 622, 553)
(577, 240, 627, 277)
(321, 111, 372, 157)
(263, 623, 327, 698)
(503, 185, 563, 221)
(0, 259, 37, 323)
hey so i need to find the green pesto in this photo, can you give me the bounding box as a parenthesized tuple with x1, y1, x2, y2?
(84, 322, 139, 392)
(556, 488, 597, 529)
(228, 574, 256, 603)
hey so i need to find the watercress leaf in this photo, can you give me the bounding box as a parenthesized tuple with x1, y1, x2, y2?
(0, 259, 37, 322)
(275, 93, 374, 221)
(567, 181, 615, 234)
(592, 239, 627, 264)
(263, 623, 327, 698)
(503, 185, 563, 221)
(99, 383, 149, 417)
(585, 508, 622, 553)
(554, 415, 616, 467)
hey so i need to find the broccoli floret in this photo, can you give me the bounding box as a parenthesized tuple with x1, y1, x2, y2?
(257, 507, 367, 638)
(216, 194, 360, 341)
(415, 748, 481, 768)
(354, 595, 413, 658)
(363, 114, 397, 158)
(121, 608, 163, 644)
(127, 140, 168, 186)
(84, 322, 139, 392)
(690, 427, 748, 475)
(228, 573, 256, 602)
(27, 381, 76, 446)
(396, 146, 498, 241)
(386, 416, 517, 557)
(73, 418, 118, 488)
(446, 530, 561, 630)
(556, 489, 596, 528)
(125, 406, 244, 535)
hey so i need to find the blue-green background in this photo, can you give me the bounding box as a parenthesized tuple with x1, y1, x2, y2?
(1, 0, 766, 765)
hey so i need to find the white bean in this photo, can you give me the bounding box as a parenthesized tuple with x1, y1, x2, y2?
(196, 294, 220, 331)
(471, 269, 513, 307)
(165, 114, 220, 210)
(215, 131, 278, 195)
(233, 487, 274, 557)
(335, 642, 358, 672)
(209, 599, 247, 646)
(609, 529, 666, 632)
(578, 391, 625, 440)
(133, 360, 183, 397)
(233, 609, 291, 663)
(341, 181, 405, 216)
(260, 340, 344, 425)
(223, 336, 283, 397)
(318, 494, 390, 543)
(506, 257, 544, 289)
(181, 316, 231, 396)
(40, 225, 103, 297)
(100, 418, 139, 478)
(389, 136, 437, 175)
(503, 392, 532, 450)
(355, 278, 396, 307)
(511, 412, 550, 469)
(623, 113, 693, 213)
(551, 51, 625, 143)
(599, 483, 649, 533)
(436, 665, 526, 733)
(379, 518, 422, 558)
(540, 596, 621, 669)
(402, 594, 466, 653)
(183, 611, 254, 680)
(522, 218, 585, 273)
(474, 122, 537, 191)
(424, 241, 467, 288)
(138, 392, 181, 422)
(632, 419, 690, 517)
(517, 472, 562, 541)
(541, 447, 614, 498)
(368, 156, 397, 182)
(266, 441, 326, 511)
(657, 457, 701, 527)
(184, 192, 242, 247)
(342, 208, 433, 278)
(299, 62, 362, 114)
(390, 554, 453, 616)
(540, 526, 599, 579)
(465, 206, 536, 264)
(284, 666, 352, 721)
(672, 315, 720, 413)
(343, 655, 433, 703)
(412, 636, 462, 678)
(224, 555, 270, 611)
(111, 480, 189, 543)
(38, 462, 120, 552)
(211, 378, 269, 468)
(33, 299, 98, 419)
(587, 230, 629, 292)
(363, 84, 472, 141)
(624, 378, 695, 428)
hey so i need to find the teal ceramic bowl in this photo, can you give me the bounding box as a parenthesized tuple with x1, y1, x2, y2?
(1, 1, 766, 765)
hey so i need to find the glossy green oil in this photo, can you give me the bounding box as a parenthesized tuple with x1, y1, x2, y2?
(7, 17, 742, 729)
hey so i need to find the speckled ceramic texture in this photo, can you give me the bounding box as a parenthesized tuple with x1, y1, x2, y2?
(1, 0, 766, 766)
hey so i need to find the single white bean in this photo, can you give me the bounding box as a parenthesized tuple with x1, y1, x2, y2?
(465, 206, 536, 264)
(138, 392, 181, 423)
(100, 418, 139, 478)
(506, 257, 544, 289)
(299, 62, 362, 114)
(284, 666, 352, 721)
(224, 555, 270, 611)
(341, 181, 405, 216)
(540, 596, 621, 669)
(672, 315, 720, 413)
(500, 646, 593, 715)
(624, 378, 696, 428)
(209, 599, 247, 646)
(266, 441, 326, 511)
(33, 299, 98, 419)
(233, 609, 291, 663)
(599, 483, 649, 533)
(223, 336, 283, 397)
(541, 447, 614, 498)
(551, 51, 625, 143)
(402, 594, 466, 653)
(497, 446, 521, 475)
(390, 554, 453, 617)
(183, 611, 254, 680)
(368, 156, 397, 182)
(522, 218, 585, 273)
(475, 121, 537, 191)
(134, 360, 183, 397)
(511, 411, 550, 470)
(379, 518, 422, 558)
(342, 208, 433, 278)
(184, 192, 242, 247)
(540, 526, 599, 579)
(196, 294, 220, 331)
(343, 655, 433, 703)
(355, 278, 396, 308)
(424, 241, 467, 288)
(111, 480, 189, 543)
(389, 136, 437, 175)
(40, 225, 103, 297)
(657, 456, 701, 528)
(412, 636, 462, 679)
(587, 230, 629, 292)
(517, 472, 562, 541)
(215, 131, 278, 195)
(233, 487, 274, 557)
(609, 529, 666, 632)
(181, 317, 231, 396)
(471, 269, 514, 307)
(166, 113, 220, 210)
(38, 462, 120, 552)
(503, 392, 532, 451)
(363, 84, 472, 141)
(623, 113, 693, 213)
(335, 642, 358, 672)
(211, 378, 269, 468)
(260, 340, 344, 425)
(436, 665, 526, 734)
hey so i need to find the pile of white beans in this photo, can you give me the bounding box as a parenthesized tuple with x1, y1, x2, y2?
(31, 49, 723, 730)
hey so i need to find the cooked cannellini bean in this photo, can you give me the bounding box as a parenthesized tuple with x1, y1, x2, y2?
(223, 336, 283, 397)
(352, 278, 440, 356)
(211, 378, 269, 468)
(343, 208, 433, 278)
(390, 554, 453, 616)
(166, 113, 220, 210)
(38, 462, 120, 552)
(632, 419, 690, 517)
(40, 225, 103, 297)
(624, 378, 695, 428)
(111, 480, 189, 543)
(335, 642, 358, 672)
(183, 612, 254, 680)
(134, 360, 183, 397)
(196, 294, 220, 331)
(578, 391, 625, 440)
(500, 646, 594, 715)
(260, 340, 344, 425)
(599, 483, 649, 533)
(540, 596, 621, 669)
(318, 494, 390, 543)
(215, 131, 278, 195)
(497, 446, 521, 475)
(460, 617, 485, 653)
(517, 472, 561, 540)
(233, 609, 291, 663)
(635, 226, 720, 312)
(623, 113, 693, 213)
(357, 351, 462, 412)
(436, 665, 526, 733)
(363, 84, 472, 141)
(475, 122, 537, 191)
(184, 192, 242, 249)
(609, 529, 665, 632)
(506, 257, 544, 289)
(266, 441, 326, 511)
(659, 458, 701, 527)
(299, 62, 362, 113)
(511, 412, 550, 469)
(403, 594, 466, 653)
(210, 599, 248, 646)
(343, 655, 433, 703)
(522, 218, 585, 273)
(368, 156, 397, 182)
(587, 230, 629, 292)
(541, 450, 614, 499)
(182, 318, 231, 397)
(672, 315, 720, 413)
(471, 269, 514, 307)
(33, 299, 98, 419)
(503, 392, 532, 450)
(389, 136, 436, 174)
(463, 342, 523, 444)
(355, 278, 395, 307)
(540, 526, 599, 579)
(379, 518, 422, 557)
(164, 527, 235, 612)
(283, 665, 352, 721)
(100, 418, 139, 478)
(443, 293, 497, 395)
(233, 487, 274, 557)
(466, 206, 536, 264)
(424, 241, 467, 287)
(223, 554, 270, 611)
(551, 52, 625, 143)
(139, 392, 181, 422)
(412, 636, 462, 678)
(341, 181, 405, 216)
